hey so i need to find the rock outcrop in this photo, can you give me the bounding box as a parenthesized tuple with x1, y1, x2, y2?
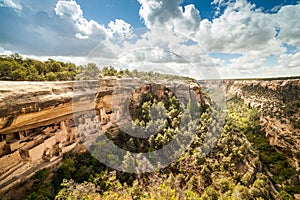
(1, 77, 298, 197)
(223, 79, 300, 170)
(0, 78, 204, 193)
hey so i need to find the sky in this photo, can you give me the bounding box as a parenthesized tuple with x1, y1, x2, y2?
(0, 0, 299, 79)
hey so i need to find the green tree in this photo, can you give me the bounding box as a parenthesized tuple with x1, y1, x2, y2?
(46, 72, 57, 81)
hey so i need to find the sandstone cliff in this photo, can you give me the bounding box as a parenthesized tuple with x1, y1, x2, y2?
(1, 78, 299, 199)
(0, 78, 204, 194)
(223, 79, 300, 170)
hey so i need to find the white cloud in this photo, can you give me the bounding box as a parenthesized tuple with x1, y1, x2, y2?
(55, 0, 108, 41)
(74, 18, 108, 40)
(1, 0, 299, 78)
(137, 0, 300, 78)
(0, 0, 22, 11)
(108, 19, 135, 41)
(55, 0, 83, 21)
(137, 0, 283, 55)
(196, 0, 282, 55)
(138, 0, 201, 38)
(211, 0, 229, 6)
(278, 51, 300, 68)
(0, 0, 113, 56)
(115, 29, 222, 79)
(275, 4, 300, 46)
(228, 53, 265, 71)
(75, 33, 89, 39)
(138, 0, 183, 28)
(0, 47, 15, 55)
(137, 0, 300, 56)
(173, 4, 201, 37)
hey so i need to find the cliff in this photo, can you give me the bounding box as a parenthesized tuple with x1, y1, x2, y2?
(0, 78, 299, 199)
(0, 78, 204, 194)
(224, 79, 300, 170)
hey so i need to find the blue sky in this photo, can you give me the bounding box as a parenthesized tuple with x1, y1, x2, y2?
(0, 0, 299, 79)
(76, 0, 299, 26)
(76, 0, 143, 28)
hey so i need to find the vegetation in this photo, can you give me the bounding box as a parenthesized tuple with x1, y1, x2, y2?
(226, 76, 300, 81)
(2, 53, 298, 199)
(227, 99, 298, 198)
(24, 168, 55, 200)
(242, 83, 300, 130)
(23, 89, 298, 199)
(0, 54, 79, 81)
(0, 54, 193, 82)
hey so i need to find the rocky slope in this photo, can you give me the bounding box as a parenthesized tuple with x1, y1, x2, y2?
(0, 78, 299, 199)
(223, 79, 300, 170)
(0, 78, 204, 195)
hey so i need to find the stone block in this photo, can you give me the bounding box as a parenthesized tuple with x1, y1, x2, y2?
(62, 143, 77, 154)
(7, 141, 22, 152)
(44, 135, 56, 148)
(27, 142, 46, 162)
(0, 141, 6, 156)
(55, 130, 67, 143)
(0, 151, 22, 174)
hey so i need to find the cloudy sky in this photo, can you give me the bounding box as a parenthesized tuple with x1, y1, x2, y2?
(0, 0, 299, 79)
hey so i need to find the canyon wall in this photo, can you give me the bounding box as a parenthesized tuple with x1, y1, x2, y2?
(0, 78, 203, 193)
(223, 79, 300, 170)
(0, 77, 299, 196)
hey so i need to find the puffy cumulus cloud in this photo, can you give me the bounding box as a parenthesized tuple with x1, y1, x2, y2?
(74, 18, 108, 40)
(173, 4, 201, 37)
(137, 0, 284, 55)
(278, 51, 300, 68)
(206, 1, 300, 77)
(130, 29, 190, 51)
(54, 0, 108, 41)
(228, 53, 265, 71)
(120, 28, 207, 64)
(138, 0, 201, 37)
(137, 0, 300, 78)
(55, 0, 82, 21)
(0, 0, 117, 56)
(275, 4, 300, 46)
(138, 0, 183, 28)
(0, 0, 136, 57)
(197, 0, 282, 54)
(108, 19, 135, 42)
(84, 28, 221, 79)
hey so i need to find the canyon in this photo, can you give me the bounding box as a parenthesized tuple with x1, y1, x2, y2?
(0, 77, 299, 198)
(223, 79, 300, 170)
(0, 78, 203, 195)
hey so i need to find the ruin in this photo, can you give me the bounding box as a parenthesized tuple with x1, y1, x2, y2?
(0, 78, 203, 193)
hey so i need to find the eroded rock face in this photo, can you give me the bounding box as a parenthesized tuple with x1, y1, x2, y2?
(224, 79, 300, 170)
(0, 78, 205, 193)
(0, 81, 75, 133)
(2, 77, 298, 195)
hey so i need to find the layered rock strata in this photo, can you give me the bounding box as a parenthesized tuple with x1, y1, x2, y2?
(0, 78, 203, 193)
(223, 79, 300, 170)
